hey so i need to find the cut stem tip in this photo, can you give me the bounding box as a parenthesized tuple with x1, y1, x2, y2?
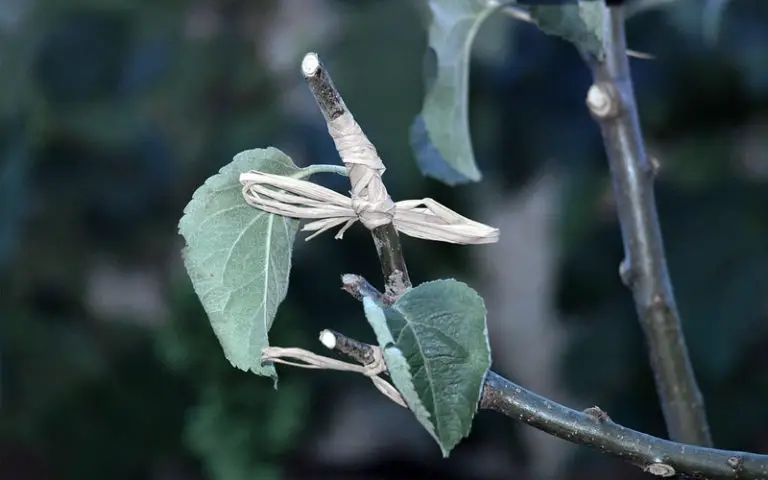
(302, 52, 321, 77)
(319, 329, 337, 350)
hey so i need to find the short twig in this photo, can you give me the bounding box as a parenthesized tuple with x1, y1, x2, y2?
(583, 5, 711, 445)
(320, 328, 376, 366)
(266, 330, 405, 408)
(341, 273, 385, 303)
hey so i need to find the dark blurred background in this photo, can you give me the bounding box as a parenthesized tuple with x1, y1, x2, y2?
(1, 0, 767, 479)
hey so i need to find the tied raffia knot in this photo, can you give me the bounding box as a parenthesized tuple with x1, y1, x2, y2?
(240, 112, 499, 244)
(261, 345, 407, 408)
(351, 196, 395, 231)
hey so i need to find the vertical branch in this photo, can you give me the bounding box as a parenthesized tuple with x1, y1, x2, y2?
(300, 53, 411, 298)
(583, 5, 712, 445)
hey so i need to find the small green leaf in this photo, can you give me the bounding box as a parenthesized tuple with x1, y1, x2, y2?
(410, 0, 502, 185)
(363, 297, 440, 447)
(361, 279, 492, 456)
(178, 147, 302, 382)
(530, 1, 606, 60)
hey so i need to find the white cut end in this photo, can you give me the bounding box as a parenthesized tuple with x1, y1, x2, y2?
(301, 52, 320, 77)
(319, 329, 336, 349)
(341, 273, 358, 286)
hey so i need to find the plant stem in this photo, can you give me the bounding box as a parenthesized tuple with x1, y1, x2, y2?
(583, 5, 711, 445)
(301, 52, 411, 298)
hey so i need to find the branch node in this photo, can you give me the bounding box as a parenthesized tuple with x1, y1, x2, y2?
(619, 258, 635, 286)
(584, 405, 612, 423)
(586, 82, 621, 119)
(650, 294, 666, 309)
(648, 155, 662, 178)
(644, 462, 676, 477)
(727, 455, 744, 471)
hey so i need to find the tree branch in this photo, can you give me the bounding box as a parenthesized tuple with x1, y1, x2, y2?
(481, 372, 765, 479)
(582, 5, 711, 446)
(326, 292, 768, 479)
(301, 53, 411, 299)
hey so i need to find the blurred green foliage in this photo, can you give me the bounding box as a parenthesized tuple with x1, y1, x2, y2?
(159, 284, 311, 480)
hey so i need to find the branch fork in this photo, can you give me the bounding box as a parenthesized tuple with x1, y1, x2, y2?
(247, 45, 768, 478)
(252, 51, 500, 421)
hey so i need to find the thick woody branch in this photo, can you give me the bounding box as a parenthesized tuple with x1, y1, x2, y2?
(301, 53, 411, 299)
(335, 278, 768, 478)
(482, 372, 766, 479)
(583, 5, 711, 445)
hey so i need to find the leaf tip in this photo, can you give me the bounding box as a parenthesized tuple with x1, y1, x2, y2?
(439, 445, 452, 459)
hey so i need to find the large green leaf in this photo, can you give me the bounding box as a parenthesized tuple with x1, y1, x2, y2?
(530, 1, 606, 60)
(361, 279, 492, 456)
(178, 147, 301, 382)
(410, 0, 502, 185)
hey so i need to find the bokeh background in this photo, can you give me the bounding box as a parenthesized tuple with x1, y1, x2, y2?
(2, 0, 768, 479)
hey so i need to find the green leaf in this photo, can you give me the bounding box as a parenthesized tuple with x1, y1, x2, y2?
(529, 1, 606, 60)
(361, 279, 492, 456)
(362, 297, 440, 448)
(410, 0, 502, 185)
(178, 147, 302, 382)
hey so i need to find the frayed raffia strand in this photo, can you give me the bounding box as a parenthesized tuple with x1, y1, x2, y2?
(261, 346, 407, 408)
(241, 172, 499, 243)
(240, 111, 499, 245)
